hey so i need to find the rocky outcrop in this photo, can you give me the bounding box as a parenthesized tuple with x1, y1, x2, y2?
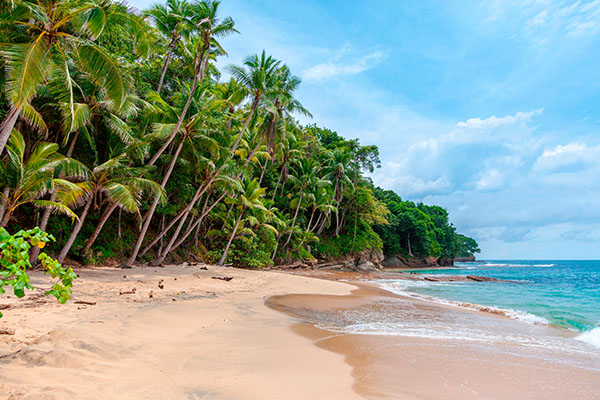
(455, 254, 476, 262)
(381, 255, 439, 269)
(436, 257, 454, 267)
(310, 248, 385, 273)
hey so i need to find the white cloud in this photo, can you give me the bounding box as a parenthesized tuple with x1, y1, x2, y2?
(455, 109, 543, 129)
(302, 50, 388, 81)
(475, 169, 505, 190)
(533, 142, 600, 172)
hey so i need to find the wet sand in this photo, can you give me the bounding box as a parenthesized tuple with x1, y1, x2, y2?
(268, 283, 600, 400)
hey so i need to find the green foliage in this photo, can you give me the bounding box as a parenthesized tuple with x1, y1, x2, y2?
(0, 227, 77, 317)
(228, 226, 276, 269)
(0, 0, 480, 270)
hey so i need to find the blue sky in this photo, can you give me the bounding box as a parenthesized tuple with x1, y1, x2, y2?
(129, 0, 600, 259)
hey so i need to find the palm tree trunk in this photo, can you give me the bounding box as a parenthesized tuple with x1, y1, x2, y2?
(283, 190, 303, 248)
(157, 41, 176, 94)
(271, 236, 280, 261)
(139, 180, 209, 258)
(169, 191, 227, 252)
(31, 133, 80, 263)
(0, 206, 13, 228)
(244, 134, 265, 167)
(306, 209, 315, 233)
(317, 213, 329, 235)
(125, 135, 186, 267)
(117, 208, 122, 239)
(80, 202, 119, 258)
(147, 41, 210, 167)
(0, 188, 9, 225)
(309, 212, 322, 233)
(271, 167, 284, 201)
(258, 159, 269, 186)
(57, 195, 94, 263)
(0, 104, 23, 156)
(231, 96, 259, 155)
(217, 209, 244, 266)
(66, 131, 80, 157)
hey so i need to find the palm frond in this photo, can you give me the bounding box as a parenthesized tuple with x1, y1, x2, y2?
(31, 200, 79, 223)
(76, 44, 125, 108)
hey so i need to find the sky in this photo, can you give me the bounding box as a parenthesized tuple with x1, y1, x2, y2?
(128, 0, 600, 259)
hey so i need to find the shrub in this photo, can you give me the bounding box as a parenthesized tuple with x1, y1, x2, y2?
(0, 227, 77, 317)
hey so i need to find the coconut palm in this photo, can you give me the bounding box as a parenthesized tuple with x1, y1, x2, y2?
(282, 158, 329, 248)
(217, 178, 268, 266)
(0, 130, 88, 227)
(0, 0, 129, 156)
(125, 0, 236, 267)
(56, 155, 164, 263)
(146, 0, 194, 94)
(323, 148, 354, 235)
(228, 51, 281, 154)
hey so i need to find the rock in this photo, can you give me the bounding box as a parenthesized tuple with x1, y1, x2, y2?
(381, 256, 409, 268)
(356, 261, 377, 272)
(0, 327, 15, 335)
(342, 260, 356, 270)
(455, 254, 476, 262)
(304, 259, 318, 267)
(437, 257, 455, 266)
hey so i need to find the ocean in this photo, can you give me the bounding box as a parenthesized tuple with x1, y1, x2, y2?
(312, 260, 600, 366)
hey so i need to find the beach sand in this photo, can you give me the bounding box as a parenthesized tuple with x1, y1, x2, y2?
(0, 264, 360, 399)
(1, 264, 599, 399)
(269, 283, 600, 400)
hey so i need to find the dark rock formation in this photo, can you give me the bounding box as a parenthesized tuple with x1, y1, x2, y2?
(436, 257, 454, 266)
(455, 254, 476, 262)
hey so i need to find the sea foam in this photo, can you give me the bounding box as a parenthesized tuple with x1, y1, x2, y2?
(576, 327, 600, 349)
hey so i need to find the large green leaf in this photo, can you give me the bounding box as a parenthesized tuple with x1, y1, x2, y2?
(4, 40, 49, 105)
(76, 44, 125, 108)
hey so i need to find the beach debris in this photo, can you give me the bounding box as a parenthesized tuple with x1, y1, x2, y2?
(0, 327, 15, 335)
(119, 288, 137, 295)
(211, 276, 233, 282)
(174, 277, 177, 280)
(199, 266, 208, 270)
(149, 291, 154, 298)
(158, 279, 164, 289)
(0, 304, 10, 310)
(123, 275, 127, 279)
(74, 301, 96, 306)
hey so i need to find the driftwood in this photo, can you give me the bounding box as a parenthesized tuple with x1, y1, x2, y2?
(211, 276, 233, 282)
(74, 301, 96, 306)
(119, 288, 137, 295)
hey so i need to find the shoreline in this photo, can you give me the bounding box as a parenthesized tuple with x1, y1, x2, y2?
(268, 278, 600, 400)
(1, 264, 599, 399)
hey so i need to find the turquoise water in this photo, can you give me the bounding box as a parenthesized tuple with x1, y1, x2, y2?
(402, 260, 600, 334)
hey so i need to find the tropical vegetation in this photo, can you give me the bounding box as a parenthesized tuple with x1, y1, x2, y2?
(0, 0, 479, 275)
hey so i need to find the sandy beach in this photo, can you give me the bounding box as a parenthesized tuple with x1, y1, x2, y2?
(0, 264, 360, 400)
(1, 264, 599, 399)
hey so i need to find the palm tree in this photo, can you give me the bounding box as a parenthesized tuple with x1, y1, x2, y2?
(0, 0, 128, 156)
(323, 148, 354, 235)
(56, 156, 164, 263)
(282, 158, 328, 248)
(228, 51, 280, 155)
(217, 178, 268, 266)
(126, 0, 236, 267)
(0, 130, 88, 228)
(146, 0, 194, 94)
